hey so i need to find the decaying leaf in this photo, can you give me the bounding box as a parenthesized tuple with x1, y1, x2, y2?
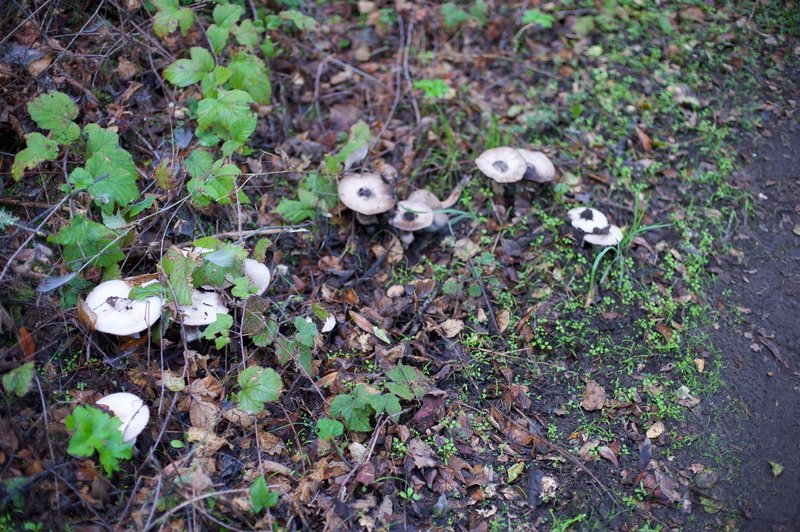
(581, 380, 606, 411)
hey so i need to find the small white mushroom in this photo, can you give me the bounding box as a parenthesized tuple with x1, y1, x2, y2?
(337, 172, 396, 222)
(475, 147, 527, 183)
(407, 189, 449, 231)
(243, 258, 271, 296)
(584, 225, 624, 246)
(568, 207, 609, 234)
(517, 149, 556, 183)
(79, 279, 162, 336)
(178, 290, 228, 326)
(96, 392, 150, 444)
(390, 200, 435, 232)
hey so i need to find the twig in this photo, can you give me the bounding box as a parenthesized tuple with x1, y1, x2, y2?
(402, 20, 421, 126)
(337, 416, 389, 502)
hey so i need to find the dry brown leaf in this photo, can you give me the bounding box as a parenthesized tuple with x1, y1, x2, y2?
(598, 446, 619, 467)
(189, 400, 219, 429)
(646, 420, 665, 439)
(496, 310, 510, 333)
(581, 380, 606, 411)
(349, 310, 375, 334)
(186, 427, 229, 455)
(261, 460, 293, 477)
(636, 126, 652, 151)
(440, 318, 463, 338)
(407, 437, 436, 469)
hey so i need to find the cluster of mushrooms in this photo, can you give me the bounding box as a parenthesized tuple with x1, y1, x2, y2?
(76, 251, 271, 445)
(337, 164, 460, 246)
(567, 206, 624, 246)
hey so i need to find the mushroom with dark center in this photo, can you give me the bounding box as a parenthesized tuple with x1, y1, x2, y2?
(475, 147, 527, 183)
(357, 187, 373, 198)
(492, 160, 509, 172)
(338, 172, 396, 224)
(568, 207, 609, 234)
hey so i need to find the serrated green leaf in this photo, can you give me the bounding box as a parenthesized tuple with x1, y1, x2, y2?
(329, 392, 373, 432)
(366, 393, 401, 421)
(386, 364, 426, 401)
(196, 89, 254, 148)
(164, 47, 215, 87)
(50, 214, 125, 270)
(323, 120, 371, 173)
(441, 3, 471, 28)
(521, 9, 554, 28)
(250, 475, 278, 513)
(201, 313, 234, 349)
(129, 283, 164, 300)
(187, 159, 240, 207)
(161, 247, 199, 305)
(213, 3, 244, 27)
(227, 51, 271, 104)
(184, 149, 214, 179)
(237, 366, 283, 414)
(232, 19, 261, 50)
(2, 362, 35, 398)
(64, 405, 133, 476)
(27, 91, 80, 143)
(294, 316, 318, 347)
(12, 133, 59, 180)
(153, 0, 195, 37)
(279, 10, 318, 31)
(316, 417, 344, 440)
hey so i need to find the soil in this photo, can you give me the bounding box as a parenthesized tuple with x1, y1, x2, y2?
(695, 119, 800, 530)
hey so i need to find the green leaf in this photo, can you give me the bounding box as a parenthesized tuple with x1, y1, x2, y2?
(274, 190, 318, 223)
(366, 393, 401, 421)
(441, 3, 471, 28)
(50, 215, 125, 270)
(12, 133, 59, 180)
(2, 362, 35, 397)
(279, 10, 318, 31)
(164, 47, 215, 87)
(78, 124, 140, 211)
(386, 364, 426, 401)
(329, 392, 373, 432)
(316, 417, 344, 440)
(521, 9, 554, 28)
(27, 91, 80, 143)
(250, 475, 278, 513)
(64, 405, 133, 476)
(769, 461, 785, 477)
(161, 247, 199, 305)
(207, 3, 244, 54)
(184, 149, 214, 179)
(232, 19, 261, 50)
(153, 0, 195, 37)
(294, 316, 318, 348)
(236, 366, 283, 414)
(413, 79, 450, 100)
(227, 51, 271, 104)
(187, 159, 240, 206)
(201, 313, 234, 349)
(129, 282, 164, 300)
(196, 89, 255, 148)
(323, 120, 371, 173)
(231, 276, 257, 298)
(469, 0, 488, 24)
(372, 326, 391, 344)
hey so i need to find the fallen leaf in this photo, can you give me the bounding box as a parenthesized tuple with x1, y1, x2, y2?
(693, 358, 705, 373)
(506, 462, 525, 483)
(646, 421, 665, 439)
(636, 126, 652, 151)
(581, 380, 606, 411)
(440, 319, 463, 338)
(496, 310, 510, 333)
(769, 461, 784, 477)
(598, 446, 619, 467)
(407, 437, 436, 469)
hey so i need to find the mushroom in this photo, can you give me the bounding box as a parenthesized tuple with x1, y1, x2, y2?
(567, 207, 609, 234)
(337, 172, 396, 224)
(243, 258, 271, 296)
(584, 225, 624, 246)
(79, 279, 162, 336)
(96, 392, 150, 444)
(407, 189, 449, 231)
(475, 147, 527, 183)
(389, 199, 435, 246)
(517, 149, 556, 183)
(178, 290, 228, 326)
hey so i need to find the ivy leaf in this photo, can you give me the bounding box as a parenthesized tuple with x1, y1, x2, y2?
(2, 362, 34, 398)
(386, 364, 427, 401)
(294, 316, 318, 348)
(316, 417, 344, 441)
(27, 91, 80, 144)
(153, 0, 195, 37)
(164, 47, 215, 87)
(201, 313, 234, 349)
(250, 476, 278, 513)
(236, 366, 283, 414)
(227, 51, 271, 104)
(12, 133, 59, 181)
(64, 405, 133, 476)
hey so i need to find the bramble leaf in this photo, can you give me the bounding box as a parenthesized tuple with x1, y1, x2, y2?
(12, 133, 59, 180)
(294, 316, 318, 348)
(164, 47, 215, 87)
(250, 476, 278, 513)
(227, 51, 271, 104)
(27, 91, 80, 143)
(316, 417, 344, 440)
(236, 366, 283, 414)
(153, 0, 195, 37)
(201, 313, 234, 349)
(50, 215, 125, 270)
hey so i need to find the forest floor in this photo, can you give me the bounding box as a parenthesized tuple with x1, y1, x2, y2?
(0, 1, 798, 530)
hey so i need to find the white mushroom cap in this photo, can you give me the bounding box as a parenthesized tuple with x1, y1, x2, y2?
(178, 290, 228, 326)
(517, 149, 556, 183)
(390, 200, 435, 232)
(96, 392, 150, 444)
(584, 225, 624, 246)
(475, 147, 526, 183)
(407, 189, 448, 231)
(243, 259, 271, 296)
(80, 279, 162, 336)
(338, 173, 396, 216)
(568, 207, 609, 233)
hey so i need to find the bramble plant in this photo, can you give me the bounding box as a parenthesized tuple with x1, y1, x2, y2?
(249, 475, 279, 513)
(64, 405, 133, 475)
(236, 365, 283, 414)
(2, 362, 35, 398)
